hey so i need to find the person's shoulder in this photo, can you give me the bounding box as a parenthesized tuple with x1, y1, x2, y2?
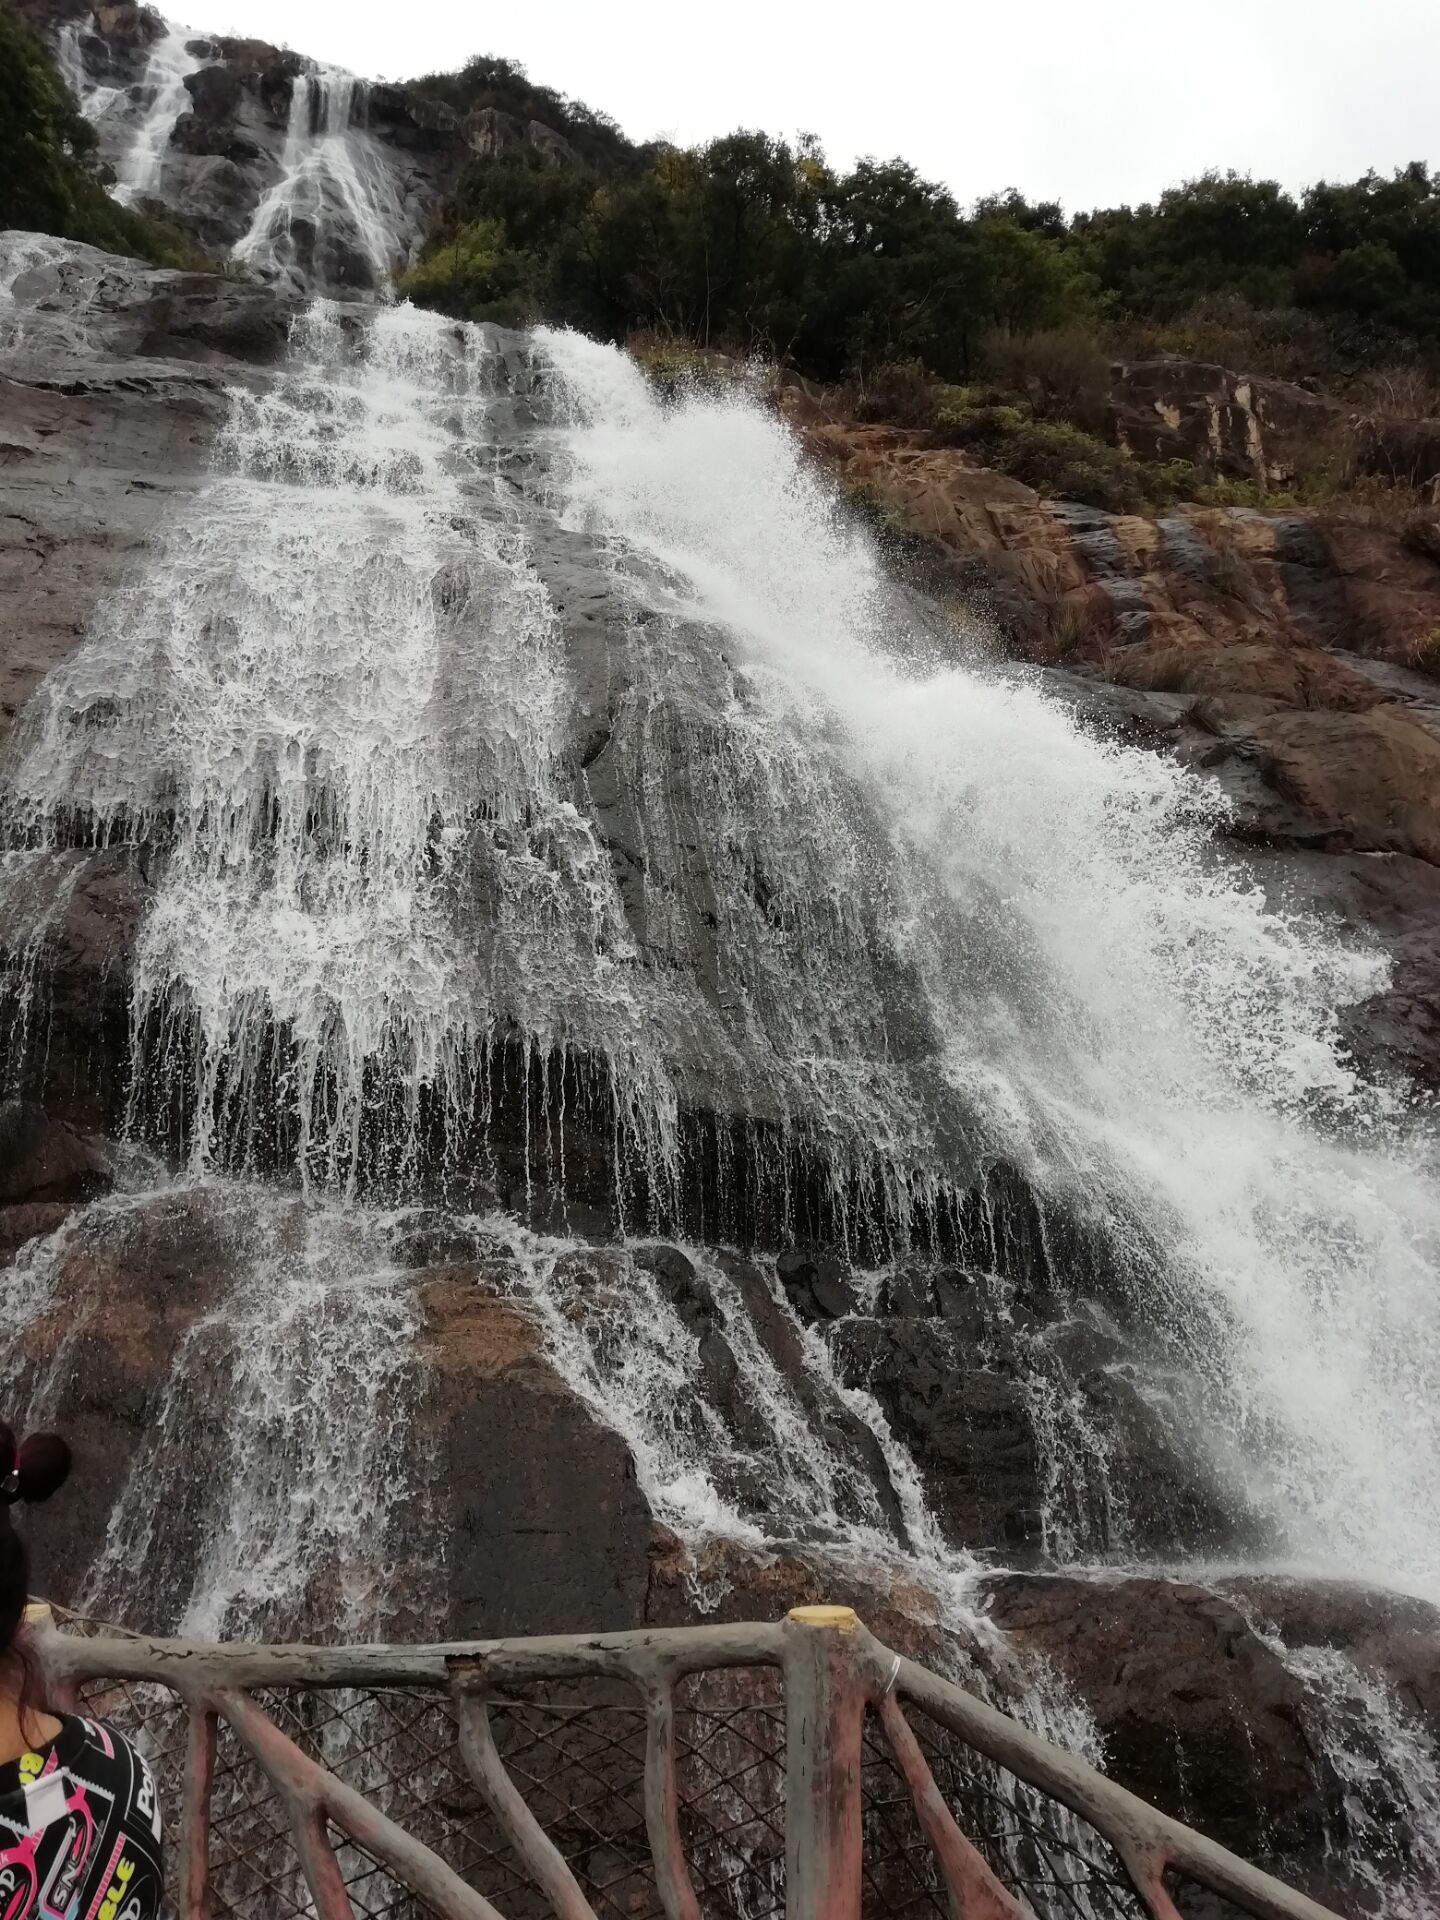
(61, 1713, 142, 1777)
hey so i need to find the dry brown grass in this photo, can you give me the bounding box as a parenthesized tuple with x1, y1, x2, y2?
(1398, 626, 1440, 675)
(1034, 594, 1107, 666)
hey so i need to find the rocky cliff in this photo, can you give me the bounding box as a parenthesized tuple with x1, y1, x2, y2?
(3, 232, 1439, 1914)
(9, 0, 592, 293)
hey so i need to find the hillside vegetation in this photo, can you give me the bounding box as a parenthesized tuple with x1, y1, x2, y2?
(400, 58, 1440, 513)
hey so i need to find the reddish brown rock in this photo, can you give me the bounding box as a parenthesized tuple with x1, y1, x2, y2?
(412, 1274, 655, 1639)
(1237, 706, 1440, 863)
(1106, 640, 1384, 711)
(0, 1202, 72, 1262)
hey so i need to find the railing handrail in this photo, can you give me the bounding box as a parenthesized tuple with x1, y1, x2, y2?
(35, 1617, 787, 1690)
(26, 1604, 1343, 1920)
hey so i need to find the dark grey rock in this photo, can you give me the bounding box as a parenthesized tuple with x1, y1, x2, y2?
(0, 1101, 112, 1203)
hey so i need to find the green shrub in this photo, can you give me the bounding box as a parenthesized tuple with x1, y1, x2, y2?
(928, 399, 1152, 510)
(395, 217, 535, 322)
(979, 324, 1113, 430)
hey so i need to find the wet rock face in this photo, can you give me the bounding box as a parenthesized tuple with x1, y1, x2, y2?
(1219, 1576, 1440, 1745)
(0, 1102, 112, 1204)
(12, 1188, 253, 1621)
(984, 1578, 1338, 1847)
(22, 0, 466, 269)
(416, 1277, 655, 1637)
(0, 241, 295, 757)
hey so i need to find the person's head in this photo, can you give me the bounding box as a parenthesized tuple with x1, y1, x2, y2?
(0, 1422, 71, 1667)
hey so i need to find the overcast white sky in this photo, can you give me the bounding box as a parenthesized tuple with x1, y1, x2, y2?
(201, 0, 1435, 213)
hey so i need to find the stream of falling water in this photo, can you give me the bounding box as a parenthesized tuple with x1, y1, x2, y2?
(536, 330, 1440, 1603)
(110, 23, 206, 207)
(232, 64, 411, 295)
(2, 279, 1439, 1909)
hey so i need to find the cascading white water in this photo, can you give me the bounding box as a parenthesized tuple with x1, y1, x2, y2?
(54, 17, 125, 127)
(82, 1195, 421, 1641)
(534, 331, 1440, 1600)
(1282, 1643, 1440, 1909)
(2, 300, 685, 1201)
(3, 263, 1439, 1903)
(110, 23, 202, 208)
(232, 65, 411, 295)
(0, 1182, 420, 1643)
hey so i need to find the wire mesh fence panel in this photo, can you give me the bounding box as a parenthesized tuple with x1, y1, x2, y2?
(898, 1699, 1152, 1920)
(57, 1624, 1312, 1920)
(674, 1669, 786, 1920)
(68, 1668, 1157, 1920)
(209, 1712, 311, 1919)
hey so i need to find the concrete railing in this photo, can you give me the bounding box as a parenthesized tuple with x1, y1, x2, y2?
(26, 1603, 1339, 1920)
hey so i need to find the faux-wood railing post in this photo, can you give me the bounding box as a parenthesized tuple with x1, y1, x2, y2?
(783, 1605, 869, 1920)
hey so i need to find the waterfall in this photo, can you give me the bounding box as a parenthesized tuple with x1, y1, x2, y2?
(5, 300, 1439, 1595)
(231, 65, 411, 296)
(534, 331, 1440, 1599)
(110, 24, 203, 208)
(54, 17, 124, 127)
(3, 274, 1439, 1903)
(54, 20, 85, 101)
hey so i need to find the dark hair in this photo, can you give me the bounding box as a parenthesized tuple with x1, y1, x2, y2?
(0, 1421, 72, 1662)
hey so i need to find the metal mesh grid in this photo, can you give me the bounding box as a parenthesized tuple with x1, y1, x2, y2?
(69, 1657, 1155, 1920)
(71, 1669, 794, 1920)
(898, 1700, 1150, 1920)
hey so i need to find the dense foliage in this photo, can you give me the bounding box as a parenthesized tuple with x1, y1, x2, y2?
(399, 59, 1440, 390)
(0, 4, 205, 267)
(395, 64, 1440, 511)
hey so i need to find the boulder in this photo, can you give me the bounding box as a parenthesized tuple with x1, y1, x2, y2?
(1106, 640, 1383, 712)
(416, 1275, 655, 1637)
(0, 1202, 72, 1262)
(981, 1573, 1339, 1858)
(1245, 846, 1440, 1090)
(830, 1316, 1043, 1555)
(0, 1101, 112, 1204)
(1109, 360, 1334, 484)
(1238, 706, 1440, 864)
(1219, 1575, 1440, 1744)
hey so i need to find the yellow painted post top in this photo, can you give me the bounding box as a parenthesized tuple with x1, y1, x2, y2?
(787, 1605, 859, 1631)
(22, 1602, 52, 1625)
